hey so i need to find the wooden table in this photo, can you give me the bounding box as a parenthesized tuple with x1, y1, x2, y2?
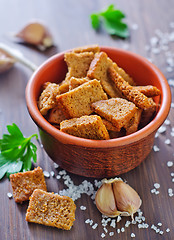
(0, 0, 174, 239)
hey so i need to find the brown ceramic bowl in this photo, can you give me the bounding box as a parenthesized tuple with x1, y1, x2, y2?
(25, 46, 171, 178)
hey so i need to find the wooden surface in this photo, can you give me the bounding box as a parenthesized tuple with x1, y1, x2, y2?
(0, 0, 174, 239)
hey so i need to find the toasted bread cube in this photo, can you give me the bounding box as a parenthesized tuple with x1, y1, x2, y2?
(10, 167, 47, 203)
(133, 85, 161, 97)
(56, 79, 108, 118)
(60, 115, 109, 140)
(69, 77, 89, 90)
(108, 66, 156, 111)
(72, 44, 100, 53)
(48, 104, 68, 124)
(125, 108, 142, 135)
(64, 51, 94, 82)
(26, 189, 76, 230)
(58, 80, 70, 94)
(38, 82, 60, 115)
(92, 98, 137, 131)
(87, 52, 122, 98)
(112, 62, 136, 86)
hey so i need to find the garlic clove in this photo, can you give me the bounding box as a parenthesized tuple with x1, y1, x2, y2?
(95, 182, 120, 217)
(15, 21, 53, 49)
(112, 179, 142, 218)
(0, 49, 16, 73)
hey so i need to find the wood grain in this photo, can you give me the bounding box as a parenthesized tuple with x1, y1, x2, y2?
(0, 0, 174, 239)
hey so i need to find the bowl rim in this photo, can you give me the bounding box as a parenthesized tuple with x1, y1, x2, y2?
(26, 46, 171, 148)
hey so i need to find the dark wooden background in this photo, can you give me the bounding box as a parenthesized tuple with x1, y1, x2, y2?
(0, 0, 174, 239)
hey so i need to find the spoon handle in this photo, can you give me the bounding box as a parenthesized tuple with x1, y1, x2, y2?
(0, 43, 38, 72)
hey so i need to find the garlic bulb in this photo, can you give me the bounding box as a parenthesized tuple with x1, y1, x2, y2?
(95, 177, 142, 219)
(15, 21, 53, 50)
(0, 49, 15, 73)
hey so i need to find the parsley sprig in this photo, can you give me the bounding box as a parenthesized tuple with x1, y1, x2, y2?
(90, 4, 129, 38)
(0, 123, 38, 179)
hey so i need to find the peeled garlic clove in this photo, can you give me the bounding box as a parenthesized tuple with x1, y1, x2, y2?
(95, 182, 120, 217)
(0, 49, 15, 73)
(113, 179, 142, 218)
(15, 21, 53, 49)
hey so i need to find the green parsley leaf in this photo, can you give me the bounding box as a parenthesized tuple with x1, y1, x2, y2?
(0, 123, 38, 179)
(90, 4, 129, 38)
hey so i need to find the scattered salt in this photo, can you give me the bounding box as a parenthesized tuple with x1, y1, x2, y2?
(101, 233, 106, 238)
(159, 231, 164, 235)
(158, 125, 166, 133)
(80, 206, 86, 210)
(92, 223, 98, 229)
(121, 227, 125, 232)
(109, 232, 114, 236)
(117, 229, 120, 234)
(53, 163, 59, 169)
(171, 172, 174, 177)
(7, 192, 13, 199)
(117, 215, 121, 222)
(131, 233, 136, 238)
(43, 171, 50, 178)
(157, 222, 162, 226)
(166, 228, 170, 232)
(153, 145, 160, 152)
(167, 161, 173, 167)
(56, 175, 61, 180)
(165, 139, 171, 145)
(154, 183, 160, 189)
(50, 171, 55, 177)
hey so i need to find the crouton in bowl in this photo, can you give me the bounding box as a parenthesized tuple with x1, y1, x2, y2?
(26, 45, 171, 178)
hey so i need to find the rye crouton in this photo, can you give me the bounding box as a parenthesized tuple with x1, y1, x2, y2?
(69, 77, 89, 90)
(92, 98, 138, 131)
(108, 66, 156, 111)
(87, 52, 122, 98)
(64, 51, 94, 82)
(133, 85, 161, 97)
(112, 62, 136, 86)
(72, 44, 100, 54)
(56, 79, 108, 118)
(48, 104, 69, 124)
(60, 115, 109, 140)
(10, 167, 47, 203)
(125, 108, 142, 135)
(26, 189, 76, 230)
(38, 82, 60, 115)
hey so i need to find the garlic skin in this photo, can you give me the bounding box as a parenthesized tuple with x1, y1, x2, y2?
(95, 182, 120, 217)
(95, 177, 142, 219)
(113, 180, 142, 218)
(0, 49, 16, 73)
(15, 21, 53, 50)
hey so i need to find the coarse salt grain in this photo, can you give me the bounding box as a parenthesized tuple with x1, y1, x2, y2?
(153, 145, 160, 152)
(171, 102, 174, 108)
(50, 171, 55, 177)
(56, 175, 61, 180)
(101, 233, 105, 238)
(158, 125, 166, 133)
(166, 228, 170, 232)
(110, 219, 116, 228)
(131, 233, 136, 238)
(168, 79, 174, 86)
(7, 192, 13, 199)
(157, 222, 162, 226)
(165, 139, 171, 145)
(155, 191, 160, 195)
(53, 163, 59, 169)
(109, 232, 114, 236)
(131, 23, 139, 30)
(121, 227, 125, 232)
(117, 215, 121, 222)
(159, 231, 164, 235)
(80, 206, 86, 210)
(117, 229, 120, 234)
(43, 171, 50, 178)
(167, 161, 173, 167)
(168, 188, 173, 193)
(154, 183, 160, 189)
(92, 223, 98, 229)
(171, 172, 174, 177)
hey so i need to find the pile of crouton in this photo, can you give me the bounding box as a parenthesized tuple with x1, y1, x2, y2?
(38, 45, 161, 140)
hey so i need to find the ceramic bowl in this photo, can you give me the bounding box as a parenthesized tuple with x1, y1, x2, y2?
(25, 46, 171, 178)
